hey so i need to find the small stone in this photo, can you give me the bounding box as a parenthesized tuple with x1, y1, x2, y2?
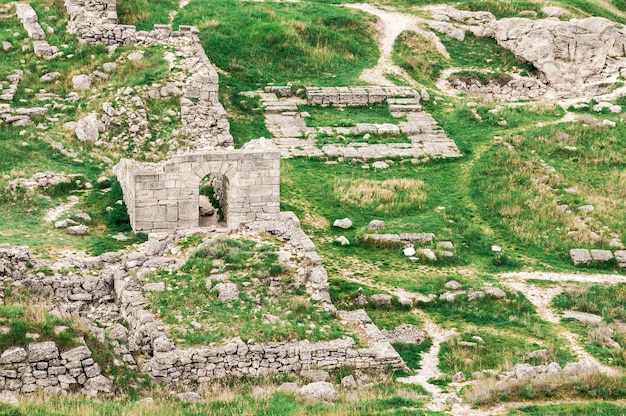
(403, 246, 416, 257)
(74, 212, 92, 223)
(127, 51, 145, 62)
(527, 349, 550, 362)
(333, 218, 352, 229)
(143, 282, 165, 292)
(439, 292, 457, 302)
(467, 291, 485, 301)
(341, 375, 358, 390)
(578, 205, 595, 214)
(67, 225, 89, 235)
(40, 72, 61, 82)
(368, 220, 385, 230)
(437, 241, 454, 249)
(372, 161, 389, 169)
(262, 313, 280, 324)
(102, 62, 117, 72)
(301, 370, 329, 382)
(590, 249, 613, 263)
(570, 248, 592, 266)
(370, 294, 392, 305)
(75, 112, 101, 142)
(72, 75, 92, 91)
(299, 382, 337, 402)
(335, 236, 350, 246)
(213, 283, 239, 301)
(491, 245, 502, 253)
(419, 248, 437, 261)
(484, 286, 507, 299)
(444, 281, 463, 292)
(453, 371, 465, 382)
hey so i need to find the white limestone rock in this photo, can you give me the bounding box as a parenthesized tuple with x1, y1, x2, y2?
(72, 74, 92, 91)
(75, 112, 102, 142)
(333, 218, 352, 229)
(299, 382, 337, 402)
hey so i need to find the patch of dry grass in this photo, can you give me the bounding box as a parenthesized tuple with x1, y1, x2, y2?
(333, 178, 426, 213)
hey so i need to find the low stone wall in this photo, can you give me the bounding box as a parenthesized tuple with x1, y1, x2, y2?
(1, 211, 406, 386)
(448, 76, 548, 100)
(305, 86, 420, 107)
(0, 341, 113, 396)
(113, 138, 281, 232)
(143, 336, 403, 384)
(0, 245, 30, 280)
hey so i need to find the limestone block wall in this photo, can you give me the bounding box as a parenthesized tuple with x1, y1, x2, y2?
(305, 86, 420, 106)
(113, 139, 281, 232)
(0, 342, 113, 396)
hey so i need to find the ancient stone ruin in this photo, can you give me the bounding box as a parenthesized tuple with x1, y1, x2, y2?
(114, 139, 281, 232)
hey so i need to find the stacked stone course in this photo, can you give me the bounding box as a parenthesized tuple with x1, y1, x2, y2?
(0, 341, 113, 395)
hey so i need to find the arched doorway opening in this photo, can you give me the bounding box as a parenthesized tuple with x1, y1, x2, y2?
(198, 173, 227, 227)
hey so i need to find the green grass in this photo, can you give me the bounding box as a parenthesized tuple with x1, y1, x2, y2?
(471, 373, 626, 405)
(553, 284, 626, 322)
(299, 102, 401, 127)
(174, 0, 378, 89)
(0, 386, 446, 416)
(508, 402, 626, 416)
(421, 291, 550, 338)
(561, 320, 626, 368)
(441, 32, 536, 74)
(393, 338, 433, 371)
(117, 0, 179, 31)
(473, 120, 626, 266)
(393, 31, 449, 88)
(439, 330, 575, 377)
(146, 238, 351, 346)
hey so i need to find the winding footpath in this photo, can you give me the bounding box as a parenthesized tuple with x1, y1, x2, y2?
(345, 3, 449, 86)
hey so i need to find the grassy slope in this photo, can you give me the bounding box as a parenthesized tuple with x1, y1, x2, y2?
(2, 0, 626, 413)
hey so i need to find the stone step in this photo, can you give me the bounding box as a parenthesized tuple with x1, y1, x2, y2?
(264, 103, 298, 114)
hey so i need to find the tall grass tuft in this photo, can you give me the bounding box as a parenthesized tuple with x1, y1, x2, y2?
(333, 178, 426, 214)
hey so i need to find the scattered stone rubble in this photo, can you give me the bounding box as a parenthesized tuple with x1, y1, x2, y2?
(9, 172, 89, 193)
(447, 73, 548, 101)
(0, 71, 23, 102)
(62, 0, 233, 149)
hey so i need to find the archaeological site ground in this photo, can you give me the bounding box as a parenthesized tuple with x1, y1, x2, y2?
(1, 0, 626, 414)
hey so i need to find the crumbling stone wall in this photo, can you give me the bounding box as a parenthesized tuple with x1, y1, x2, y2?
(63, 0, 233, 148)
(113, 139, 281, 231)
(0, 342, 113, 396)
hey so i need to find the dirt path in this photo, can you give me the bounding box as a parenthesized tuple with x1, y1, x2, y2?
(43, 196, 79, 223)
(500, 271, 626, 285)
(345, 3, 449, 86)
(397, 312, 461, 412)
(501, 270, 624, 377)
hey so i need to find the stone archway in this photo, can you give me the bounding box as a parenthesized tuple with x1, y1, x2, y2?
(113, 139, 280, 232)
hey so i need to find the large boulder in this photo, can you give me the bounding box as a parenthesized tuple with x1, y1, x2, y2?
(299, 382, 337, 402)
(489, 17, 626, 88)
(75, 112, 103, 142)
